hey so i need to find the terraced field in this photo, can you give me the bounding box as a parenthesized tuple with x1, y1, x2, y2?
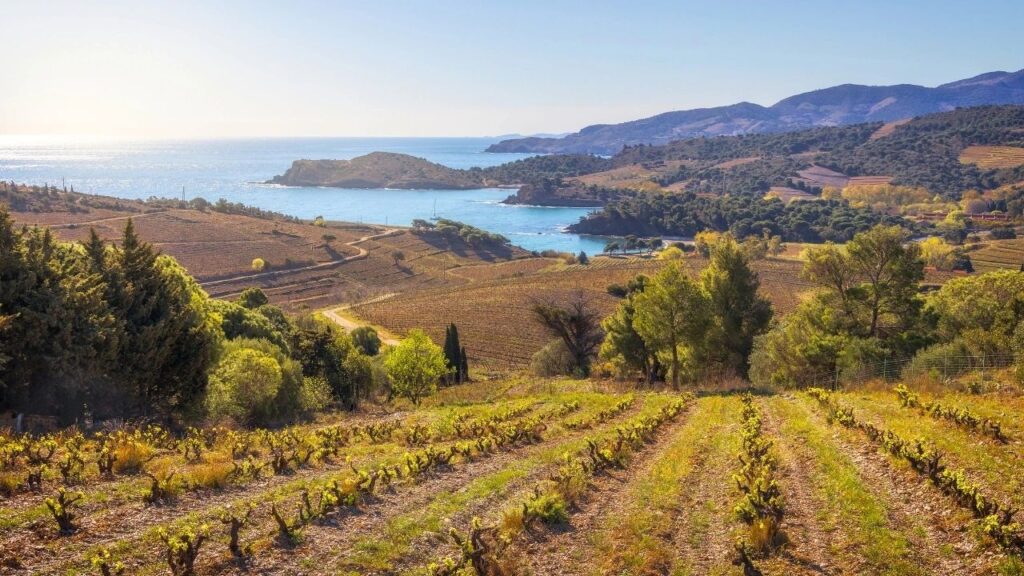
(350, 257, 812, 371)
(968, 239, 1024, 273)
(960, 145, 1024, 169)
(3, 378, 1023, 575)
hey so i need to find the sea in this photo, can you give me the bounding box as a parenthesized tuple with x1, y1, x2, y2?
(0, 136, 610, 254)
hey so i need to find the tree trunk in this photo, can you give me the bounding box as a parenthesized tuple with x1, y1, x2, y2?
(671, 344, 679, 389)
(870, 293, 880, 337)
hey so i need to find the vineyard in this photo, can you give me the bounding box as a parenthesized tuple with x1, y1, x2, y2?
(9, 202, 533, 313)
(350, 257, 813, 371)
(969, 239, 1024, 273)
(959, 145, 1024, 169)
(3, 377, 1024, 575)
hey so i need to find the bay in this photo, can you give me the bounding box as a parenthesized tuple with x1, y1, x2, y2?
(0, 136, 609, 254)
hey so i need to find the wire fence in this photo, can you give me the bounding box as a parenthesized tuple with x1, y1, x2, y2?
(798, 353, 1016, 391)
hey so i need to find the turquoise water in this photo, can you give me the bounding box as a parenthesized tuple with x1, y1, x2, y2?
(0, 137, 608, 254)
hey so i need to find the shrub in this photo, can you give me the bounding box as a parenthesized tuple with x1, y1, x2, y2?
(902, 339, 972, 381)
(236, 287, 269, 309)
(658, 245, 686, 260)
(351, 326, 382, 356)
(251, 258, 266, 272)
(90, 548, 125, 576)
(524, 491, 569, 525)
(530, 339, 576, 377)
(606, 283, 628, 298)
(206, 347, 283, 424)
(991, 227, 1017, 240)
(219, 503, 255, 557)
(299, 376, 333, 413)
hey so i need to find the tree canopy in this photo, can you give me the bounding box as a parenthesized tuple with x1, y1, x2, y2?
(384, 329, 447, 406)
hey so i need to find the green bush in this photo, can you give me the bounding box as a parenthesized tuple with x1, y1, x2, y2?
(299, 376, 333, 413)
(206, 348, 282, 425)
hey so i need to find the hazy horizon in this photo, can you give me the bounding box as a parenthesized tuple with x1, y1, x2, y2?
(2, 0, 1022, 139)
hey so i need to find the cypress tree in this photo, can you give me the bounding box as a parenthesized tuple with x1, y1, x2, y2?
(460, 346, 469, 382)
(442, 323, 463, 384)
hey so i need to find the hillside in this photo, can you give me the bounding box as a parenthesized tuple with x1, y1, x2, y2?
(268, 151, 485, 189)
(350, 256, 813, 371)
(2, 183, 531, 312)
(487, 69, 1024, 154)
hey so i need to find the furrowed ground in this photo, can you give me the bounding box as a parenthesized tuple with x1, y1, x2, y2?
(4, 378, 1024, 575)
(349, 257, 816, 371)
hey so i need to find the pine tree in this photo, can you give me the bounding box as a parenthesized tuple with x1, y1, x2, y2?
(84, 228, 106, 271)
(109, 219, 219, 414)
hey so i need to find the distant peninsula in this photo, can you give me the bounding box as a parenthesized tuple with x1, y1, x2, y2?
(266, 152, 622, 207)
(268, 152, 485, 189)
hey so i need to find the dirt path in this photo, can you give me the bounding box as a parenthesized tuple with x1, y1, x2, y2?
(669, 411, 739, 575)
(519, 405, 701, 576)
(795, 396, 990, 575)
(214, 402, 647, 575)
(43, 209, 168, 228)
(321, 293, 401, 345)
(198, 228, 403, 288)
(760, 397, 836, 576)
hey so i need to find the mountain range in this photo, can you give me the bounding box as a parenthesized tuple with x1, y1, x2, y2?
(486, 69, 1024, 155)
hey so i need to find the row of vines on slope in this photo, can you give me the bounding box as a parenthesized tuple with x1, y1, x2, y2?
(32, 397, 625, 575)
(894, 385, 1008, 443)
(731, 393, 785, 574)
(808, 389, 1024, 553)
(426, 394, 692, 576)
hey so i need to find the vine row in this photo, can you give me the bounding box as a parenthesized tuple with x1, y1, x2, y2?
(809, 388, 1023, 552)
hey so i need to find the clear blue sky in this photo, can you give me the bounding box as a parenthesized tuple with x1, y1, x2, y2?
(1, 0, 1021, 138)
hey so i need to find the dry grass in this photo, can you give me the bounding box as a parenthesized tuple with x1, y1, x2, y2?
(112, 441, 154, 475)
(869, 119, 911, 140)
(764, 186, 818, 203)
(188, 458, 235, 489)
(847, 175, 893, 186)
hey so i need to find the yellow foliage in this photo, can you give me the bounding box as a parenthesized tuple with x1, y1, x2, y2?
(820, 186, 842, 200)
(113, 441, 154, 475)
(694, 230, 722, 257)
(919, 236, 955, 270)
(188, 458, 234, 489)
(0, 470, 21, 496)
(251, 258, 266, 272)
(841, 184, 931, 210)
(658, 245, 685, 260)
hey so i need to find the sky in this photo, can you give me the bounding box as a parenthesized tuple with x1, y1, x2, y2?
(1, 0, 1022, 139)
